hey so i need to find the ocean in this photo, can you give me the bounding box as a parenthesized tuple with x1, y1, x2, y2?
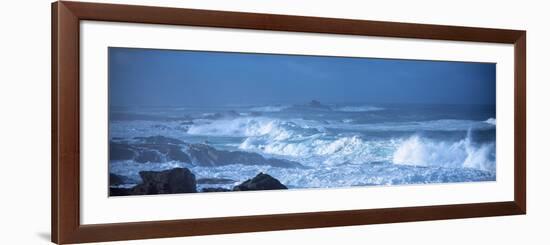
(109, 101, 496, 191)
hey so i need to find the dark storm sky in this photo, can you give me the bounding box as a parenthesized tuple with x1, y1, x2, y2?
(108, 47, 496, 106)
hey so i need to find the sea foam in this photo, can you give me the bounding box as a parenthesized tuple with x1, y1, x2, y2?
(110, 104, 497, 189)
(334, 105, 384, 112)
(485, 118, 496, 125)
(249, 105, 289, 112)
(392, 130, 495, 171)
(239, 132, 394, 166)
(327, 119, 495, 132)
(187, 117, 293, 140)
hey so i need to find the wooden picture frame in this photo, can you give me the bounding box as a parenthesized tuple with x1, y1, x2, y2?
(52, 1, 526, 244)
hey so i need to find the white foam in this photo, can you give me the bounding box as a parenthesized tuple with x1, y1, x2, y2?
(342, 119, 354, 123)
(328, 119, 495, 132)
(239, 133, 394, 166)
(392, 130, 495, 171)
(334, 105, 384, 112)
(485, 117, 496, 125)
(187, 117, 293, 140)
(249, 105, 289, 112)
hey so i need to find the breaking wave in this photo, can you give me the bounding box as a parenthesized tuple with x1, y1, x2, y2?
(185, 116, 329, 139)
(185, 116, 496, 171)
(110, 104, 497, 189)
(239, 134, 394, 166)
(392, 130, 495, 171)
(186, 117, 295, 140)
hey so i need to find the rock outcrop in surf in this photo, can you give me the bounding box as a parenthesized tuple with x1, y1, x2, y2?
(109, 136, 305, 169)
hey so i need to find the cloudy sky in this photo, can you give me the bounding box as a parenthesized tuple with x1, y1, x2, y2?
(109, 47, 496, 107)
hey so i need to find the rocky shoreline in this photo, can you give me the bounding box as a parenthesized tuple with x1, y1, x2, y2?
(110, 135, 306, 169)
(108, 135, 299, 196)
(110, 168, 287, 196)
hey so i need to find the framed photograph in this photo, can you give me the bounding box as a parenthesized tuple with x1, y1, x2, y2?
(52, 1, 526, 244)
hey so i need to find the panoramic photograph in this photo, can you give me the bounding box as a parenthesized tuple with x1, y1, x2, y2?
(108, 47, 496, 196)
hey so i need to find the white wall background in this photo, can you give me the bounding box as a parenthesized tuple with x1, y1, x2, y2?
(0, 0, 548, 244)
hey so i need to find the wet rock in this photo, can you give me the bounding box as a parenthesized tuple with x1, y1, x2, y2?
(233, 173, 287, 191)
(131, 168, 197, 195)
(197, 178, 236, 185)
(201, 187, 231, 192)
(287, 100, 332, 111)
(135, 136, 190, 163)
(109, 187, 132, 196)
(110, 136, 191, 163)
(109, 142, 135, 160)
(307, 100, 331, 110)
(187, 143, 305, 168)
(134, 136, 184, 145)
(110, 135, 302, 168)
(134, 150, 163, 163)
(166, 147, 191, 162)
(109, 173, 132, 186)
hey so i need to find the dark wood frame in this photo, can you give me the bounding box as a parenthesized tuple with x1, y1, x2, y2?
(52, 1, 526, 244)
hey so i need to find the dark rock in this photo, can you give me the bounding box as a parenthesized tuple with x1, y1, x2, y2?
(109, 187, 132, 196)
(109, 173, 132, 186)
(131, 168, 197, 195)
(134, 136, 190, 163)
(110, 136, 191, 163)
(134, 135, 184, 145)
(308, 100, 322, 107)
(233, 173, 287, 191)
(201, 187, 231, 192)
(166, 147, 191, 162)
(186, 144, 220, 166)
(187, 143, 305, 168)
(111, 135, 302, 168)
(109, 142, 135, 160)
(134, 150, 163, 163)
(139, 144, 191, 163)
(307, 100, 331, 110)
(197, 178, 235, 185)
(287, 100, 332, 111)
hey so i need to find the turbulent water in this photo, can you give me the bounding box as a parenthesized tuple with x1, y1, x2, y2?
(109, 102, 496, 190)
